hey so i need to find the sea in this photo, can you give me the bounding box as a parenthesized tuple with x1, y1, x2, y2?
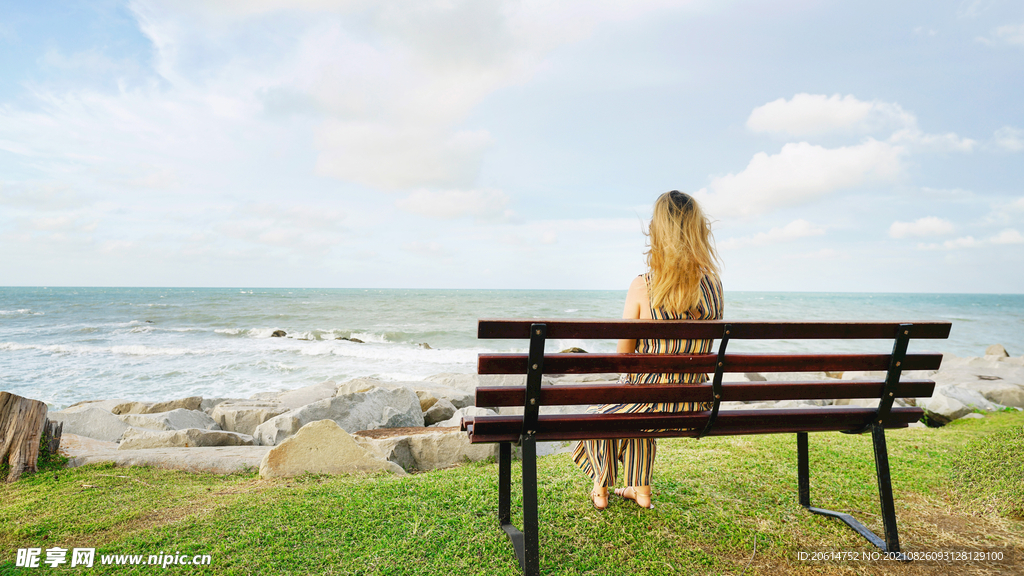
(1, 287, 1022, 410)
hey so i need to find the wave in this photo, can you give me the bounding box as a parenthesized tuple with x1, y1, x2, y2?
(0, 309, 43, 315)
(0, 341, 203, 357)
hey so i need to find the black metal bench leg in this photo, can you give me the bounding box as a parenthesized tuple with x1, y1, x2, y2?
(521, 433, 540, 576)
(797, 432, 906, 558)
(871, 424, 902, 556)
(498, 442, 526, 572)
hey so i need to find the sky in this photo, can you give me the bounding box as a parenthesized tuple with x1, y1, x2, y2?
(0, 0, 1022, 292)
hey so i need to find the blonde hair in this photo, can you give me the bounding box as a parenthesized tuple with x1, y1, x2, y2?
(645, 191, 720, 314)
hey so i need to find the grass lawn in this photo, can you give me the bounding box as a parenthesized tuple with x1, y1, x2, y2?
(1, 411, 1021, 575)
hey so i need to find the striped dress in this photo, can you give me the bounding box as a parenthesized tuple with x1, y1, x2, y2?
(572, 272, 724, 488)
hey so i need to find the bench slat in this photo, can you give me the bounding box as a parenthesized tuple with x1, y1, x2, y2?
(474, 380, 935, 407)
(478, 319, 952, 340)
(465, 407, 924, 442)
(478, 352, 943, 375)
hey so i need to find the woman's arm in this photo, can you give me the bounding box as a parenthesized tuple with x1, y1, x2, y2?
(617, 275, 646, 353)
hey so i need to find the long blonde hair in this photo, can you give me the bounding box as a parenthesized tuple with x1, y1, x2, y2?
(645, 191, 720, 314)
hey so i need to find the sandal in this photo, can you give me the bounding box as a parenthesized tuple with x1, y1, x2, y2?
(589, 488, 609, 510)
(614, 486, 653, 509)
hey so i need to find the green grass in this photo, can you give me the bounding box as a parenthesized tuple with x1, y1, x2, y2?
(1, 412, 1022, 575)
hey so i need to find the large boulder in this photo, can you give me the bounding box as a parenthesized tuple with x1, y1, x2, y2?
(276, 380, 339, 409)
(423, 398, 457, 425)
(111, 396, 204, 415)
(49, 407, 131, 443)
(211, 401, 290, 435)
(432, 406, 498, 428)
(935, 385, 1000, 412)
(254, 387, 423, 446)
(425, 373, 542, 392)
(986, 344, 1011, 357)
(118, 428, 255, 450)
(64, 399, 130, 413)
(969, 381, 1024, 408)
(336, 378, 474, 410)
(354, 426, 497, 472)
(200, 397, 237, 414)
(920, 390, 973, 425)
(118, 409, 220, 432)
(259, 420, 404, 478)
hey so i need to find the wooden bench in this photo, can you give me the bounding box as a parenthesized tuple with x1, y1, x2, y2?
(461, 319, 951, 575)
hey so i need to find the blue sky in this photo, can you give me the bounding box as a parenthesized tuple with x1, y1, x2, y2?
(1, 0, 1022, 292)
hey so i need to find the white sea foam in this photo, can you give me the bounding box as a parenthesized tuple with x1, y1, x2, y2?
(0, 341, 202, 357)
(349, 332, 390, 343)
(110, 345, 196, 356)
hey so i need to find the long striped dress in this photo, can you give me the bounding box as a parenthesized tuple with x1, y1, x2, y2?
(572, 272, 724, 488)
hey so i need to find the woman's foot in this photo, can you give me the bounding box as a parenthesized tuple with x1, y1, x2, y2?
(589, 486, 609, 510)
(614, 486, 653, 509)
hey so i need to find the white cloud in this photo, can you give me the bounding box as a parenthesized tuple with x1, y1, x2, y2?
(395, 188, 511, 220)
(993, 23, 1024, 46)
(747, 94, 975, 152)
(889, 128, 977, 152)
(991, 229, 1024, 244)
(993, 126, 1024, 151)
(917, 229, 1023, 250)
(746, 93, 915, 137)
(888, 217, 955, 239)
(694, 140, 904, 217)
(719, 219, 825, 249)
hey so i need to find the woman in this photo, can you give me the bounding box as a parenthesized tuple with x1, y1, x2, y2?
(571, 190, 723, 510)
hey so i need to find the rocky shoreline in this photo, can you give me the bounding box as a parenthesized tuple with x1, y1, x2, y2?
(48, 346, 1023, 478)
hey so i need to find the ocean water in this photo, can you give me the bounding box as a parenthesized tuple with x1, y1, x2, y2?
(1, 287, 1022, 409)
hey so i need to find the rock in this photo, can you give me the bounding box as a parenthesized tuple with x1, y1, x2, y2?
(259, 420, 404, 478)
(920, 391, 972, 425)
(425, 372, 537, 392)
(107, 396, 204, 415)
(986, 344, 1010, 357)
(211, 401, 290, 435)
(118, 428, 255, 450)
(432, 406, 497, 428)
(277, 380, 338, 409)
(354, 426, 497, 472)
(57, 433, 118, 458)
(64, 399, 130, 412)
(419, 342, 432, 349)
(200, 397, 236, 414)
(110, 401, 150, 415)
(339, 337, 364, 343)
(254, 387, 423, 446)
(961, 412, 985, 419)
(249, 391, 282, 401)
(118, 409, 221, 432)
(148, 396, 204, 413)
(969, 381, 1024, 408)
(67, 445, 271, 474)
(48, 407, 131, 443)
(560, 347, 587, 353)
(936, 385, 1000, 412)
(423, 398, 457, 426)
(271, 330, 286, 337)
(336, 378, 474, 410)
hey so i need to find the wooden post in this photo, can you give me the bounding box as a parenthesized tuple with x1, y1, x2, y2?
(0, 392, 49, 482)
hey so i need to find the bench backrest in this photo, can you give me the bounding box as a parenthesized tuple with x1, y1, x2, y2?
(465, 320, 951, 443)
